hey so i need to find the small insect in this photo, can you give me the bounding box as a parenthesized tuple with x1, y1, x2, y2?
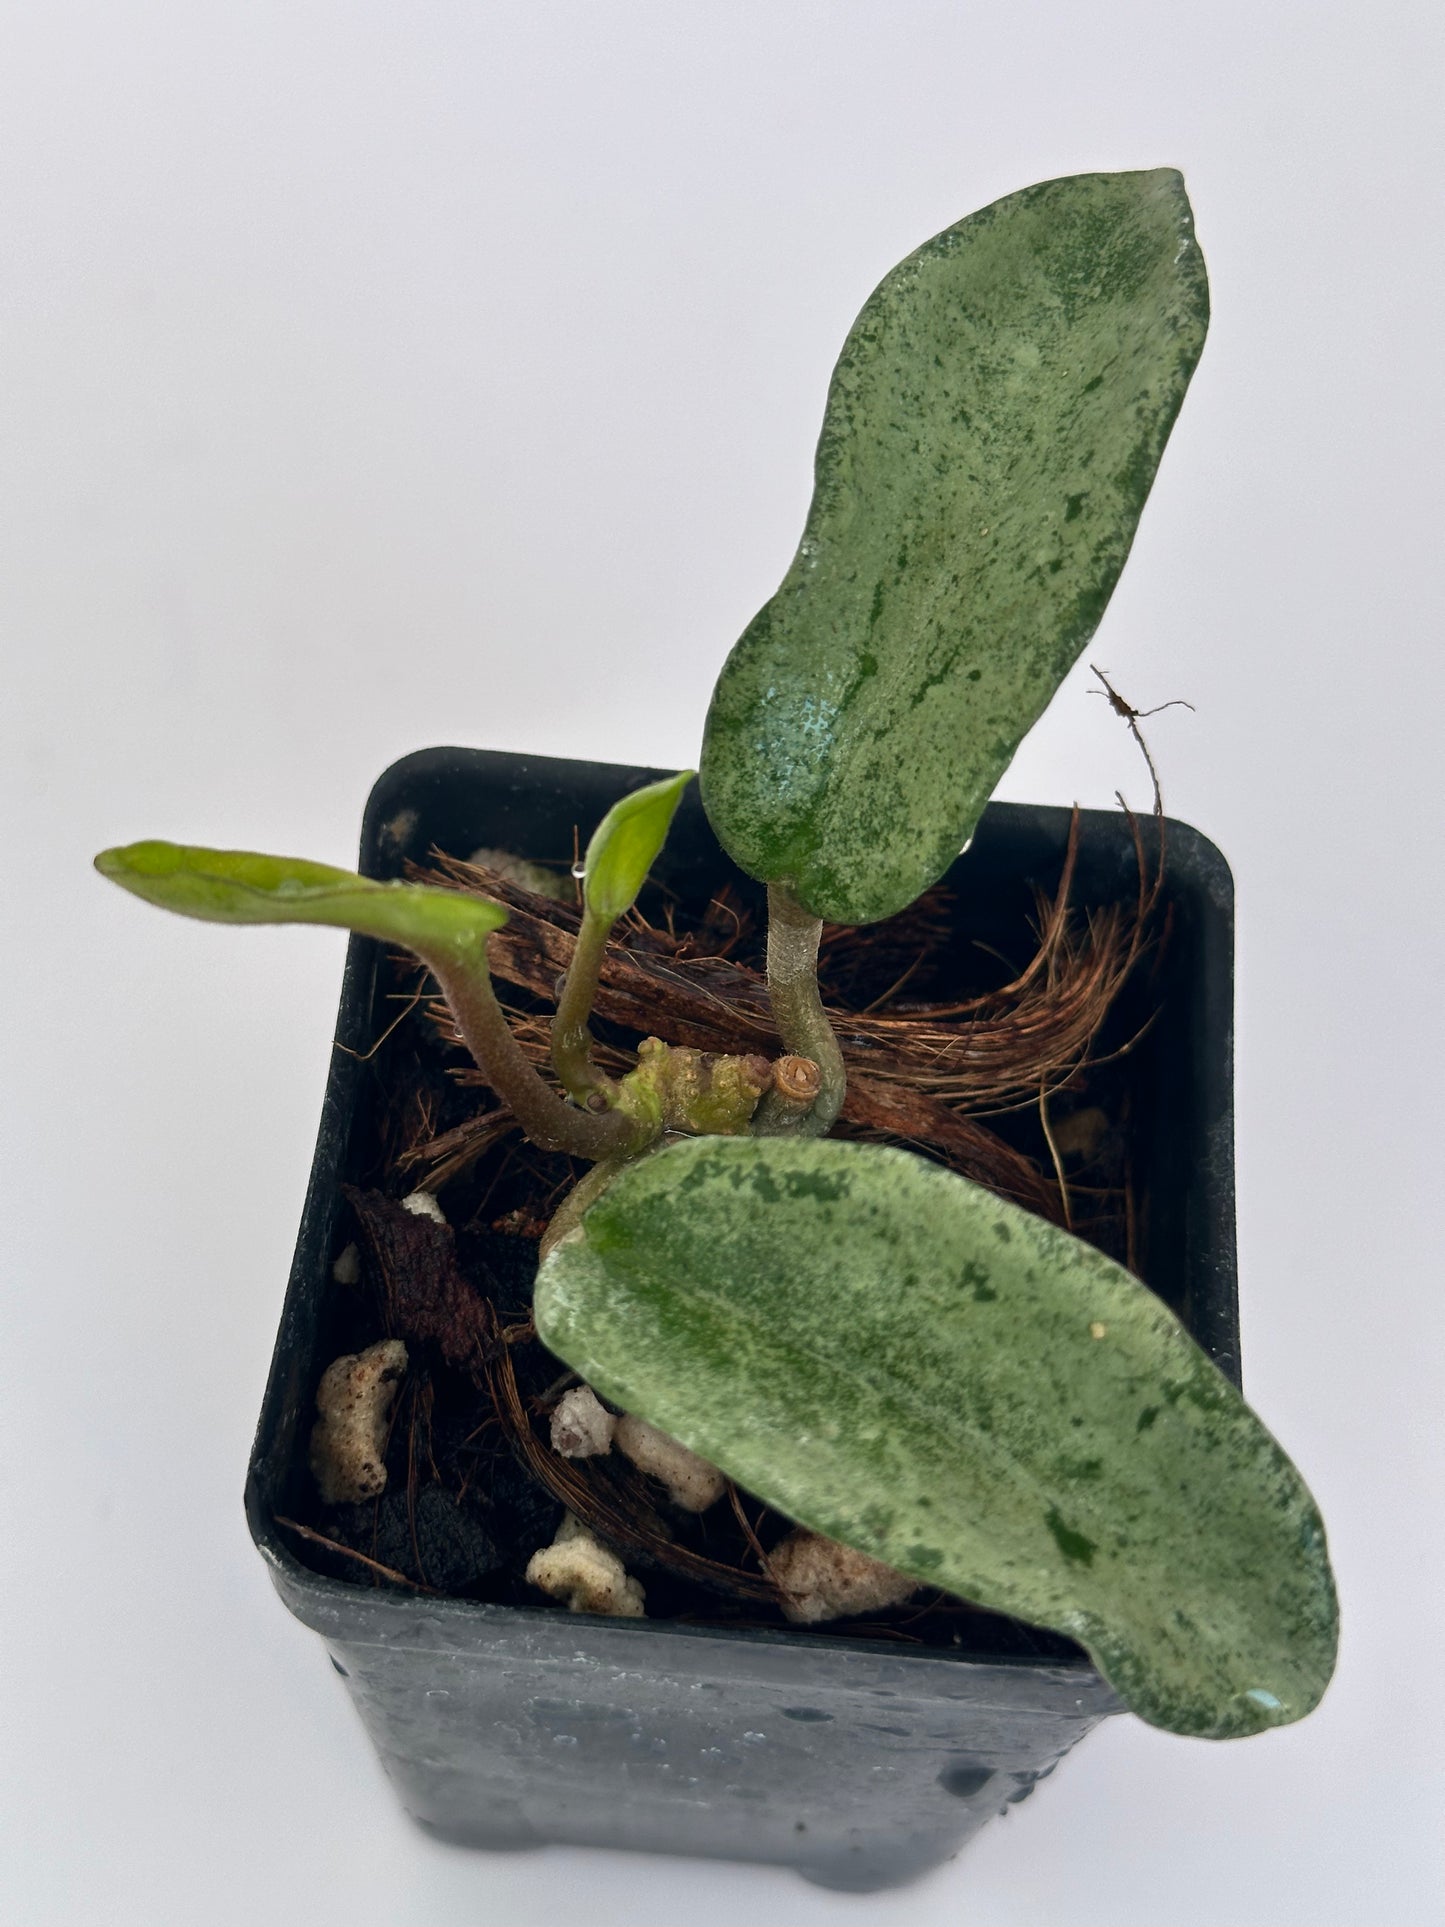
(1088, 664, 1195, 723)
(1088, 664, 1195, 806)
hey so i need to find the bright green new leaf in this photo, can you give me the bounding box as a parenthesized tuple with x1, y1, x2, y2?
(95, 841, 507, 957)
(700, 169, 1209, 924)
(581, 771, 695, 923)
(535, 1137, 1337, 1740)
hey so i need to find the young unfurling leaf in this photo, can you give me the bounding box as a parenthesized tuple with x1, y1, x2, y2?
(551, 772, 695, 1103)
(95, 840, 508, 954)
(580, 770, 695, 923)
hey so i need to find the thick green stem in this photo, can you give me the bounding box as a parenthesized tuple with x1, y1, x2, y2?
(759, 884, 845, 1135)
(429, 940, 644, 1161)
(550, 907, 614, 1103)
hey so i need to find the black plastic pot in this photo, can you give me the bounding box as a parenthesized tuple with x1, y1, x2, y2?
(245, 746, 1238, 1892)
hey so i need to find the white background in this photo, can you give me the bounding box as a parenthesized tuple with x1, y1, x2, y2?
(4, 4, 1442, 1923)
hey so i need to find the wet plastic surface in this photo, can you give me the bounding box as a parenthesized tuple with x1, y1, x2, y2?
(245, 747, 1238, 1890)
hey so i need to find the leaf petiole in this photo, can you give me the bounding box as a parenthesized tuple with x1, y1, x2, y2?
(754, 883, 845, 1135)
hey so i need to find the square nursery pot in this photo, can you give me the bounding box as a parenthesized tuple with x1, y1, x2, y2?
(245, 746, 1238, 1893)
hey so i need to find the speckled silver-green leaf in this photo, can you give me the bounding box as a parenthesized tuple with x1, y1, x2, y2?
(534, 1137, 1336, 1740)
(700, 169, 1209, 924)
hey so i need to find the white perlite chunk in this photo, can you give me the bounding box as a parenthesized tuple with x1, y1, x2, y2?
(550, 1386, 617, 1459)
(614, 1414, 726, 1513)
(400, 1189, 447, 1225)
(330, 1242, 361, 1286)
(769, 1528, 919, 1625)
(525, 1513, 646, 1618)
(308, 1338, 408, 1504)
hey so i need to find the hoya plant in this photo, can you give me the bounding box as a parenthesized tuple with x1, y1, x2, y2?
(97, 169, 1337, 1742)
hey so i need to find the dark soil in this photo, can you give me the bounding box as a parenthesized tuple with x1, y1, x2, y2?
(283, 831, 1162, 1663)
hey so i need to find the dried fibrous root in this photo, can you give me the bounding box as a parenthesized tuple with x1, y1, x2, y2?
(613, 1414, 726, 1513)
(401, 817, 1149, 1220)
(769, 1527, 919, 1625)
(550, 1386, 617, 1459)
(309, 1338, 408, 1504)
(525, 1512, 646, 1618)
(414, 807, 1153, 1120)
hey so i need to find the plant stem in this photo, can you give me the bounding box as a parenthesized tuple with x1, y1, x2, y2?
(428, 942, 644, 1161)
(758, 883, 845, 1134)
(551, 907, 613, 1102)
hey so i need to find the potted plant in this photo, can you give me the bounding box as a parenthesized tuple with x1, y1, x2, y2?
(95, 168, 1337, 1892)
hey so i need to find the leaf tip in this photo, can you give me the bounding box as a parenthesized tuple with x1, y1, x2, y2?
(94, 839, 190, 900)
(582, 769, 696, 922)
